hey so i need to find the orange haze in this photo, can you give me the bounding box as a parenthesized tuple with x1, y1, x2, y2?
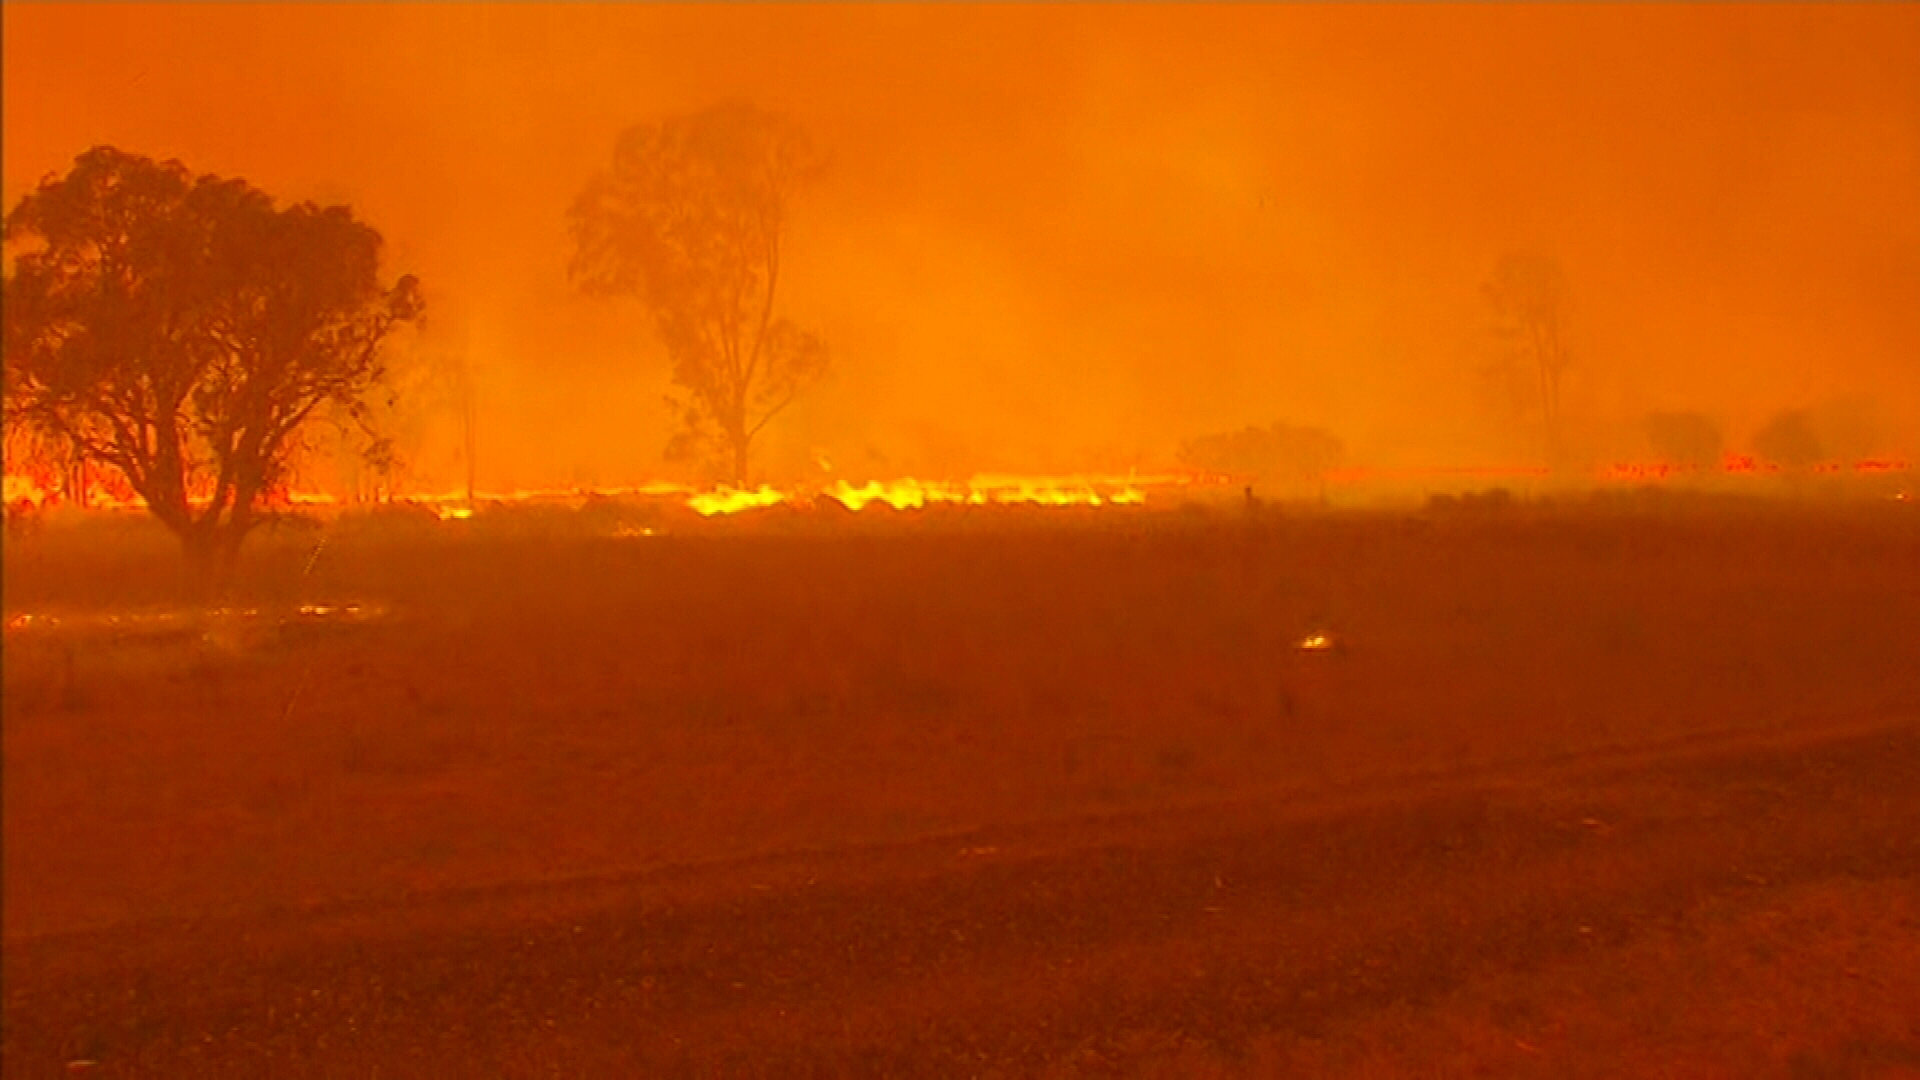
(6, 3, 1918, 491)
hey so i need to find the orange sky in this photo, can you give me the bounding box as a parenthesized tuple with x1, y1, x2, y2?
(6, 4, 1918, 487)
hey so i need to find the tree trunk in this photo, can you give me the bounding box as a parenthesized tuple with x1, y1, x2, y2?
(459, 362, 479, 512)
(181, 527, 221, 605)
(178, 513, 252, 606)
(65, 460, 88, 509)
(729, 433, 751, 490)
(223, 500, 255, 571)
(214, 524, 247, 584)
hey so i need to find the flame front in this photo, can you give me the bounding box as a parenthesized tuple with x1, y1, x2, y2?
(3, 474, 51, 506)
(687, 486, 788, 516)
(688, 475, 1163, 516)
(7, 458, 1912, 525)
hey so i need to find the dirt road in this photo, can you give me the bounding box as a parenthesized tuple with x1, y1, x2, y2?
(8, 719, 1918, 1078)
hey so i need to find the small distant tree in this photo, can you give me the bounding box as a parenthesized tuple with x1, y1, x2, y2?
(569, 102, 828, 488)
(1483, 253, 1573, 467)
(1642, 411, 1724, 469)
(319, 380, 405, 503)
(1809, 398, 1880, 466)
(325, 309, 477, 506)
(3, 146, 422, 583)
(1752, 409, 1824, 469)
(451, 347, 479, 509)
(1178, 422, 1345, 495)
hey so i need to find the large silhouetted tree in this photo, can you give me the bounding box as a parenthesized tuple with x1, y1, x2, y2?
(3, 147, 421, 582)
(1483, 253, 1572, 467)
(569, 102, 828, 488)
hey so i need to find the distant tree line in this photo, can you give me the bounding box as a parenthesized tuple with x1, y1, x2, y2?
(1638, 406, 1883, 472)
(1475, 251, 1888, 476)
(6, 121, 1897, 587)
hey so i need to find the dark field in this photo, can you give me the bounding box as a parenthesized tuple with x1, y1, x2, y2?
(5, 499, 1920, 1076)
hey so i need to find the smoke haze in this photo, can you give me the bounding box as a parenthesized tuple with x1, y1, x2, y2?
(7, 3, 1917, 488)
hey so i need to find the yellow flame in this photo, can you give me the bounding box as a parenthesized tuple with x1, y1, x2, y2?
(824, 479, 980, 511)
(813, 475, 1154, 514)
(3, 475, 50, 505)
(1, 471, 1192, 522)
(687, 486, 789, 516)
(675, 474, 1164, 516)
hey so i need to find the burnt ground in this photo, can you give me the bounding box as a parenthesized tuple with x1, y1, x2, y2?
(5, 502, 1920, 1076)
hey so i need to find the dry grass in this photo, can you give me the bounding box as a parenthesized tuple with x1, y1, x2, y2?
(5, 501, 1919, 943)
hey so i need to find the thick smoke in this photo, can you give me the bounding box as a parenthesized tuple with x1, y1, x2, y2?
(5, 4, 1917, 490)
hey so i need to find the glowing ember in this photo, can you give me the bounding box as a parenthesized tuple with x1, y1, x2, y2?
(4, 604, 385, 635)
(295, 604, 367, 617)
(1298, 633, 1334, 651)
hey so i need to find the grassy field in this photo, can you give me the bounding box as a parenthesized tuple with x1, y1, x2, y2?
(6, 497, 1916, 939)
(4, 496, 1918, 1075)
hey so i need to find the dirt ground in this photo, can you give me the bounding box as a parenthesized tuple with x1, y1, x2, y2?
(5, 499, 1919, 1076)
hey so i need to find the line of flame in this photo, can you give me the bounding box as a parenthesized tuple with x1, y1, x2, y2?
(5, 460, 1910, 520)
